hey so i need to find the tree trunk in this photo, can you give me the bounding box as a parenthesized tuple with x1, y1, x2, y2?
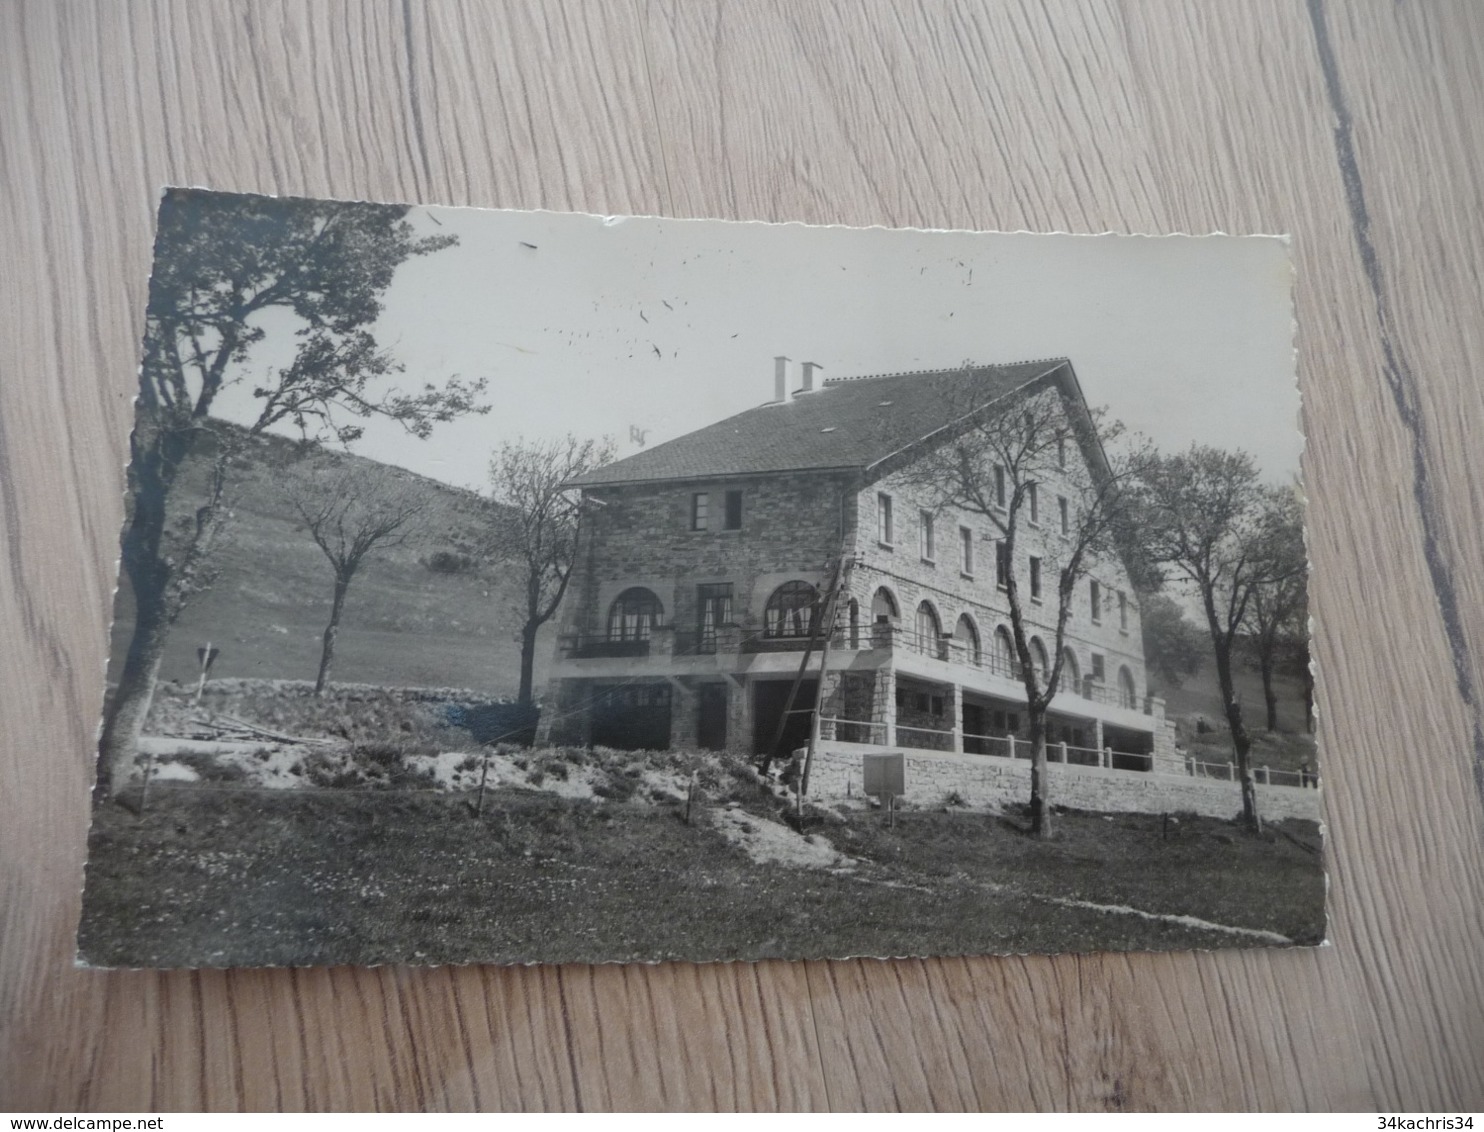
(98, 593, 171, 798)
(315, 575, 350, 695)
(1027, 711, 1052, 839)
(1212, 633, 1262, 833)
(1300, 661, 1315, 733)
(1259, 651, 1279, 731)
(517, 620, 540, 707)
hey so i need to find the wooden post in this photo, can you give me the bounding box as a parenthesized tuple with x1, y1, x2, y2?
(137, 750, 155, 817)
(1058, 740, 1068, 764)
(801, 555, 854, 799)
(760, 555, 847, 775)
(685, 770, 698, 825)
(193, 640, 215, 706)
(475, 754, 491, 816)
(1007, 733, 1017, 760)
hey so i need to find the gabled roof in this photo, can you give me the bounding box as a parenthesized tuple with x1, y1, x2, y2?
(569, 358, 1071, 487)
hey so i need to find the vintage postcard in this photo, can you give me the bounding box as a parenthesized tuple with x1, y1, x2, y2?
(78, 190, 1321, 967)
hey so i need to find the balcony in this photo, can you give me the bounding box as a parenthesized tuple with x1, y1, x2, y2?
(560, 634, 652, 659)
(863, 625, 1150, 713)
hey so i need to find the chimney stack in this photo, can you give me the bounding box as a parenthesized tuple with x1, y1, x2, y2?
(773, 355, 790, 403)
(799, 361, 823, 395)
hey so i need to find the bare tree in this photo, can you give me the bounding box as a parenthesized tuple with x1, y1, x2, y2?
(487, 436, 615, 706)
(1135, 447, 1301, 832)
(99, 189, 486, 795)
(1246, 485, 1308, 732)
(282, 453, 431, 694)
(900, 367, 1154, 839)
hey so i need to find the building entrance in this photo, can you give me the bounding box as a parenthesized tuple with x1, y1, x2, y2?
(752, 678, 818, 758)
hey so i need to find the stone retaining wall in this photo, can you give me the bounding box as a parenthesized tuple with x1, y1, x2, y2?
(806, 743, 1321, 824)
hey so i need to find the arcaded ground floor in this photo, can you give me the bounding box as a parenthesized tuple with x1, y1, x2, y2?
(539, 666, 1162, 768)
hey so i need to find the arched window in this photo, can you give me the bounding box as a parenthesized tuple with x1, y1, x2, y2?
(607, 587, 663, 641)
(764, 581, 820, 638)
(954, 614, 981, 665)
(1062, 648, 1080, 691)
(915, 601, 944, 658)
(1028, 637, 1049, 685)
(1119, 666, 1138, 709)
(871, 586, 899, 624)
(994, 626, 1016, 677)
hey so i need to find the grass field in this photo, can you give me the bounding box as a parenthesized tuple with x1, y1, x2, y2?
(78, 776, 1326, 968)
(106, 429, 542, 696)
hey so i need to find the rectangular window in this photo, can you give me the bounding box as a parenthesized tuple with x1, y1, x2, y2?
(1118, 590, 1128, 631)
(1028, 483, 1039, 525)
(994, 465, 1006, 509)
(1057, 434, 1068, 469)
(1058, 496, 1069, 535)
(1029, 555, 1042, 600)
(723, 490, 743, 530)
(930, 695, 944, 717)
(1091, 653, 1106, 682)
(691, 492, 709, 531)
(960, 526, 974, 575)
(878, 493, 894, 545)
(995, 541, 1010, 589)
(919, 511, 935, 561)
(697, 583, 733, 653)
(1090, 579, 1102, 623)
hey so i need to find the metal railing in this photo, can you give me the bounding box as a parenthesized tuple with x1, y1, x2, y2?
(816, 717, 1153, 770)
(1187, 758, 1318, 788)
(560, 634, 652, 659)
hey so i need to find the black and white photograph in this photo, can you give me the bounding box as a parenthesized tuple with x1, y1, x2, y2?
(77, 188, 1322, 969)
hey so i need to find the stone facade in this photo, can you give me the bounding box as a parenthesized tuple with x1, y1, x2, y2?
(538, 362, 1168, 768)
(846, 386, 1147, 708)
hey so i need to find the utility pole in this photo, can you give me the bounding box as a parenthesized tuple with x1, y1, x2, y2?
(758, 554, 853, 778)
(800, 555, 855, 802)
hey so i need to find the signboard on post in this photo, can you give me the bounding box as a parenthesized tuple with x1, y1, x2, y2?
(863, 752, 905, 827)
(862, 752, 905, 797)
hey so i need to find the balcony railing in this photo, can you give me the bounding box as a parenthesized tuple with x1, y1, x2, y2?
(560, 634, 652, 659)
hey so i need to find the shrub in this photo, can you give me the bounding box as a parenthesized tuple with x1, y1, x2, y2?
(424, 549, 477, 574)
(594, 774, 638, 802)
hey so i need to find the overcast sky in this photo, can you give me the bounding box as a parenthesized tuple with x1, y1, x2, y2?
(212, 206, 1300, 492)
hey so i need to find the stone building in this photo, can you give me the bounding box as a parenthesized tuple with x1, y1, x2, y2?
(538, 357, 1178, 774)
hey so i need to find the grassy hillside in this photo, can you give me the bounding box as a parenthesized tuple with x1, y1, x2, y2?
(105, 427, 550, 696)
(1158, 655, 1317, 773)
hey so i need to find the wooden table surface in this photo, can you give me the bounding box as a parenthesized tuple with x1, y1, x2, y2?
(3, 0, 1482, 1112)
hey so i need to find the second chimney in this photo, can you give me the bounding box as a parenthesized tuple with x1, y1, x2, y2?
(799, 361, 823, 395)
(774, 355, 790, 403)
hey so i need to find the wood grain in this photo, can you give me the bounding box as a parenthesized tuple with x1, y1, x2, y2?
(3, 0, 1482, 1111)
